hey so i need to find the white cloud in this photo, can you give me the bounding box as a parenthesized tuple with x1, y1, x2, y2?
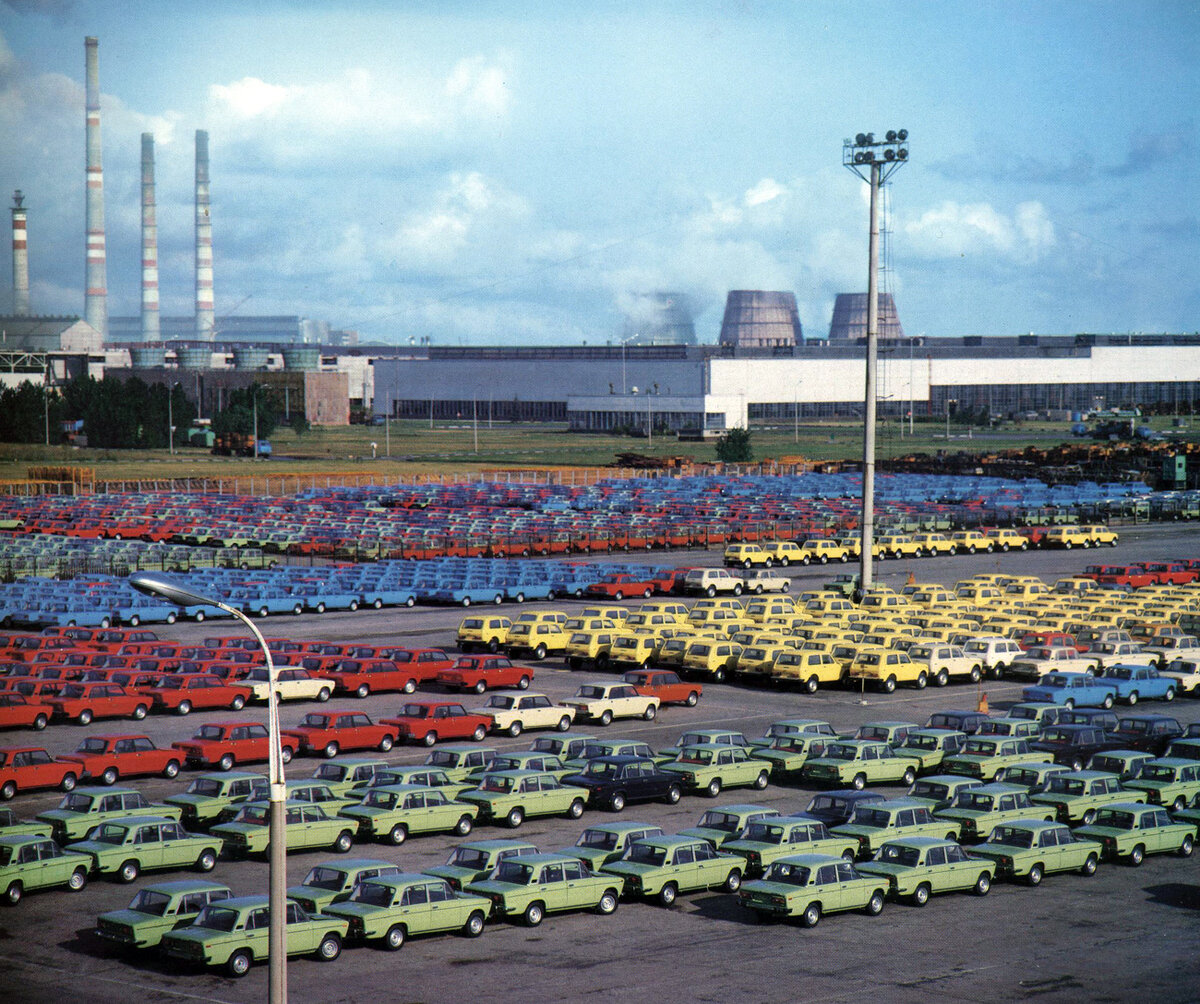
(904, 199, 1056, 262)
(745, 177, 785, 207)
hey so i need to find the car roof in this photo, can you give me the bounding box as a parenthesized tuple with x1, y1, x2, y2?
(138, 879, 232, 894)
(580, 820, 664, 835)
(874, 835, 958, 848)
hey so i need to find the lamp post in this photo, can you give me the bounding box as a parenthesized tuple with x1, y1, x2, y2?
(167, 380, 180, 455)
(946, 398, 957, 442)
(842, 128, 909, 597)
(128, 572, 288, 1004)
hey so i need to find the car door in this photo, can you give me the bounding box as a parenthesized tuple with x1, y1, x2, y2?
(539, 861, 568, 911)
(826, 861, 856, 909)
(941, 842, 975, 889)
(18, 840, 56, 890)
(1144, 810, 1172, 853)
(131, 821, 166, 871)
(158, 820, 195, 868)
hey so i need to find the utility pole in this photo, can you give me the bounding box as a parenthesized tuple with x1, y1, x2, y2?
(843, 129, 909, 597)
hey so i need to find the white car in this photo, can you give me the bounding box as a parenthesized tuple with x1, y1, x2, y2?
(1086, 641, 1148, 672)
(242, 667, 332, 703)
(683, 568, 745, 596)
(1006, 646, 1093, 681)
(962, 636, 1026, 677)
(904, 643, 983, 686)
(1161, 658, 1200, 696)
(472, 691, 575, 737)
(559, 683, 659, 726)
(741, 569, 791, 594)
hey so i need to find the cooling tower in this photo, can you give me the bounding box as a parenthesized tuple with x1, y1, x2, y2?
(84, 37, 107, 339)
(11, 191, 29, 316)
(620, 292, 697, 346)
(717, 291, 803, 348)
(827, 293, 905, 341)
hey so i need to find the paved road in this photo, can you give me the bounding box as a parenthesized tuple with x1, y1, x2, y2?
(3, 523, 1199, 1003)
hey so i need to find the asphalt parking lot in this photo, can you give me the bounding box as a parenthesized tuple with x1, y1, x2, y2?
(3, 523, 1199, 1003)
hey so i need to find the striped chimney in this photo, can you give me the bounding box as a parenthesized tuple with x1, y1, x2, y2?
(84, 36, 107, 339)
(11, 191, 29, 316)
(194, 129, 214, 341)
(140, 133, 160, 341)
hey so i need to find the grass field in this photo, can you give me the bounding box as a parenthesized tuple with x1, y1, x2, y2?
(0, 415, 1191, 486)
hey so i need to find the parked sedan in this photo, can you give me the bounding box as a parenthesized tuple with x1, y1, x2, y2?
(858, 837, 994, 904)
(970, 820, 1102, 884)
(562, 756, 682, 811)
(465, 853, 620, 927)
(737, 853, 887, 927)
(660, 744, 771, 798)
(241, 667, 332, 703)
(95, 880, 233, 950)
(602, 834, 744, 905)
(471, 692, 574, 738)
(325, 873, 491, 949)
(1075, 802, 1195, 864)
(69, 816, 219, 883)
(211, 800, 355, 857)
(559, 684, 659, 726)
(0, 834, 90, 904)
(338, 784, 477, 846)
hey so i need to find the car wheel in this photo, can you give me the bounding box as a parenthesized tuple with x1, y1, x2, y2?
(567, 798, 585, 819)
(372, 598, 383, 610)
(77, 709, 93, 726)
(517, 676, 531, 691)
(257, 607, 269, 619)
(67, 867, 87, 892)
(119, 859, 140, 883)
(596, 889, 619, 916)
(685, 691, 699, 706)
(1128, 844, 1145, 866)
(378, 734, 394, 752)
(317, 687, 331, 703)
(599, 710, 614, 727)
(454, 813, 474, 836)
(473, 680, 487, 695)
(1062, 699, 1075, 710)
(194, 610, 206, 622)
(32, 714, 47, 731)
(99, 617, 110, 629)
(800, 902, 821, 928)
(972, 871, 992, 896)
(643, 704, 657, 721)
(402, 678, 417, 695)
(523, 901, 545, 927)
(177, 700, 192, 715)
(195, 848, 218, 872)
(0, 782, 15, 801)
(226, 949, 253, 978)
(1101, 693, 1114, 709)
(664, 784, 682, 804)
(383, 924, 406, 951)
(507, 721, 523, 738)
(4, 881, 22, 905)
(706, 585, 717, 598)
(706, 778, 722, 798)
(1070, 758, 1085, 772)
(804, 676, 819, 694)
(915, 672, 927, 690)
(533, 644, 548, 661)
(864, 890, 885, 916)
(329, 829, 353, 853)
(315, 932, 342, 962)
(230, 695, 245, 711)
(610, 792, 627, 812)
(163, 759, 180, 779)
(100, 767, 118, 786)
(933, 670, 948, 688)
(721, 869, 743, 894)
(753, 771, 769, 790)
(1026, 863, 1044, 886)
(355, 684, 370, 699)
(486, 638, 499, 653)
(911, 883, 931, 907)
(882, 676, 896, 694)
(1180, 834, 1194, 857)
(1164, 687, 1176, 702)
(467, 724, 487, 743)
(1127, 691, 1138, 706)
(901, 767, 916, 786)
(463, 909, 486, 937)
(506, 806, 525, 828)
(556, 716, 572, 732)
(658, 882, 678, 907)
(852, 773, 867, 791)
(60, 773, 77, 792)
(322, 741, 340, 759)
(132, 703, 148, 720)
(217, 753, 235, 772)
(713, 669, 725, 683)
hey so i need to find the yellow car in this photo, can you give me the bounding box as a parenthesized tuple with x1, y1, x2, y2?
(724, 544, 774, 569)
(877, 535, 922, 559)
(770, 651, 845, 692)
(564, 629, 619, 670)
(457, 615, 513, 654)
(733, 644, 788, 681)
(910, 533, 957, 556)
(949, 531, 993, 554)
(681, 640, 744, 683)
(607, 633, 663, 670)
(1081, 524, 1119, 547)
(983, 528, 1030, 552)
(799, 540, 852, 565)
(760, 541, 807, 566)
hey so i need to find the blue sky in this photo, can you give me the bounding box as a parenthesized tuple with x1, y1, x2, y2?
(0, 0, 1196, 344)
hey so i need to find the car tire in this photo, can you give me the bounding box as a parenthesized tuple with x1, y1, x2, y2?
(315, 932, 341, 962)
(402, 679, 417, 695)
(915, 672, 927, 690)
(506, 807, 525, 828)
(378, 735, 394, 752)
(1127, 691, 1139, 706)
(805, 676, 819, 694)
(463, 909, 487, 938)
(901, 767, 916, 786)
(132, 704, 148, 720)
(1164, 688, 1176, 702)
(1070, 758, 1085, 772)
(567, 798, 585, 819)
(800, 902, 821, 928)
(596, 889, 619, 916)
(4, 881, 22, 905)
(1128, 844, 1144, 866)
(753, 771, 769, 790)
(610, 792, 627, 812)
(686, 691, 699, 707)
(534, 644, 548, 661)
(864, 890, 885, 916)
(1026, 863, 1044, 886)
(100, 767, 118, 786)
(32, 714, 47, 731)
(119, 859, 140, 883)
(852, 773, 867, 791)
(973, 872, 991, 896)
(911, 883, 930, 907)
(658, 882, 678, 907)
(384, 924, 406, 951)
(1101, 693, 1114, 709)
(422, 731, 438, 748)
(1080, 853, 1099, 876)
(67, 868, 87, 892)
(195, 848, 218, 872)
(177, 700, 192, 715)
(471, 725, 487, 742)
(230, 695, 246, 711)
(455, 814, 474, 836)
(317, 687, 331, 703)
(935, 670, 949, 687)
(599, 710, 614, 727)
(218, 753, 235, 772)
(77, 709, 93, 726)
(473, 680, 487, 694)
(523, 901, 544, 927)
(643, 705, 657, 721)
(281, 747, 293, 764)
(0, 782, 15, 802)
(517, 676, 531, 691)
(322, 741, 340, 759)
(664, 784, 682, 804)
(507, 721, 523, 737)
(226, 949, 253, 978)
(706, 778, 722, 798)
(556, 716, 572, 732)
(723, 868, 743, 893)
(882, 676, 896, 694)
(333, 830, 353, 853)
(706, 585, 717, 598)
(60, 773, 77, 792)
(163, 759, 180, 779)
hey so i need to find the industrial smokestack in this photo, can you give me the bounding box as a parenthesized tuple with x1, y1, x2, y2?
(194, 129, 214, 341)
(140, 134, 160, 341)
(11, 191, 29, 316)
(84, 36, 107, 339)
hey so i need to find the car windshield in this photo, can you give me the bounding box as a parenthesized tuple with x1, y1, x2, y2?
(348, 882, 393, 907)
(425, 751, 457, 767)
(1046, 777, 1086, 795)
(956, 793, 997, 811)
(764, 861, 810, 886)
(493, 860, 535, 884)
(447, 847, 489, 868)
(61, 793, 93, 812)
(963, 740, 997, 755)
(195, 726, 224, 740)
(400, 705, 430, 718)
(823, 744, 859, 761)
(480, 776, 513, 793)
(876, 844, 921, 866)
(90, 823, 129, 845)
(1141, 765, 1176, 781)
(988, 827, 1033, 848)
(302, 866, 347, 891)
(741, 822, 785, 844)
(696, 811, 740, 831)
(235, 806, 268, 825)
(300, 715, 330, 728)
(1093, 809, 1136, 830)
(807, 795, 847, 814)
(77, 738, 109, 753)
(1040, 728, 1075, 742)
(486, 697, 515, 710)
(905, 735, 938, 751)
(363, 791, 397, 808)
(575, 687, 606, 699)
(313, 764, 346, 782)
(850, 808, 890, 828)
(677, 748, 714, 765)
(128, 889, 173, 915)
(193, 906, 240, 932)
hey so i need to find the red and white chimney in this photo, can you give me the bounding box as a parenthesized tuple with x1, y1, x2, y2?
(11, 190, 29, 316)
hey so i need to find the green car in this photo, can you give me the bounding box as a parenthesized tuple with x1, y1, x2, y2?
(680, 805, 782, 847)
(1174, 804, 1200, 836)
(465, 852, 621, 927)
(943, 737, 1045, 781)
(723, 815, 858, 875)
(895, 730, 968, 773)
(421, 745, 500, 783)
(528, 733, 598, 762)
(0, 806, 51, 839)
(1031, 771, 1141, 825)
(832, 798, 959, 858)
(801, 740, 918, 790)
(1123, 758, 1200, 812)
(211, 800, 356, 857)
(287, 858, 403, 913)
(163, 771, 264, 828)
(339, 784, 477, 845)
(852, 721, 919, 748)
(748, 719, 837, 749)
(347, 767, 473, 804)
(977, 718, 1041, 739)
(1086, 750, 1156, 782)
(427, 839, 539, 890)
(905, 775, 984, 812)
(69, 815, 220, 883)
(969, 820, 1102, 884)
(480, 752, 573, 782)
(737, 853, 887, 927)
(1075, 802, 1195, 864)
(458, 770, 587, 828)
(215, 779, 357, 823)
(936, 783, 1054, 841)
(656, 730, 753, 763)
(557, 822, 664, 870)
(37, 786, 183, 843)
(308, 758, 390, 799)
(160, 895, 347, 977)
(95, 879, 232, 949)
(602, 834, 744, 905)
(325, 873, 491, 949)
(660, 744, 770, 798)
(749, 735, 830, 779)
(999, 762, 1073, 795)
(857, 837, 994, 904)
(0, 834, 90, 904)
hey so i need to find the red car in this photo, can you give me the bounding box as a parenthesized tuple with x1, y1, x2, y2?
(282, 710, 397, 758)
(45, 682, 151, 726)
(1138, 561, 1199, 585)
(0, 746, 80, 800)
(171, 720, 296, 771)
(146, 675, 253, 715)
(584, 574, 656, 601)
(380, 699, 492, 747)
(0, 693, 52, 731)
(435, 656, 532, 694)
(622, 669, 703, 707)
(58, 733, 183, 785)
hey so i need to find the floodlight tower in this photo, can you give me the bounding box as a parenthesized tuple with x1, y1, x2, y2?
(843, 129, 909, 597)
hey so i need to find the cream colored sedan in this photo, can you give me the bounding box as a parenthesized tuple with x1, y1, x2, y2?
(559, 683, 659, 726)
(242, 667, 332, 703)
(472, 691, 576, 737)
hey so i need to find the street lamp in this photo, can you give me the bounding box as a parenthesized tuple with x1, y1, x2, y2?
(167, 380, 180, 455)
(842, 128, 910, 597)
(128, 572, 288, 1004)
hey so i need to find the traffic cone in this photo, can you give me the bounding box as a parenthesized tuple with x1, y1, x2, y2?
(977, 692, 989, 714)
